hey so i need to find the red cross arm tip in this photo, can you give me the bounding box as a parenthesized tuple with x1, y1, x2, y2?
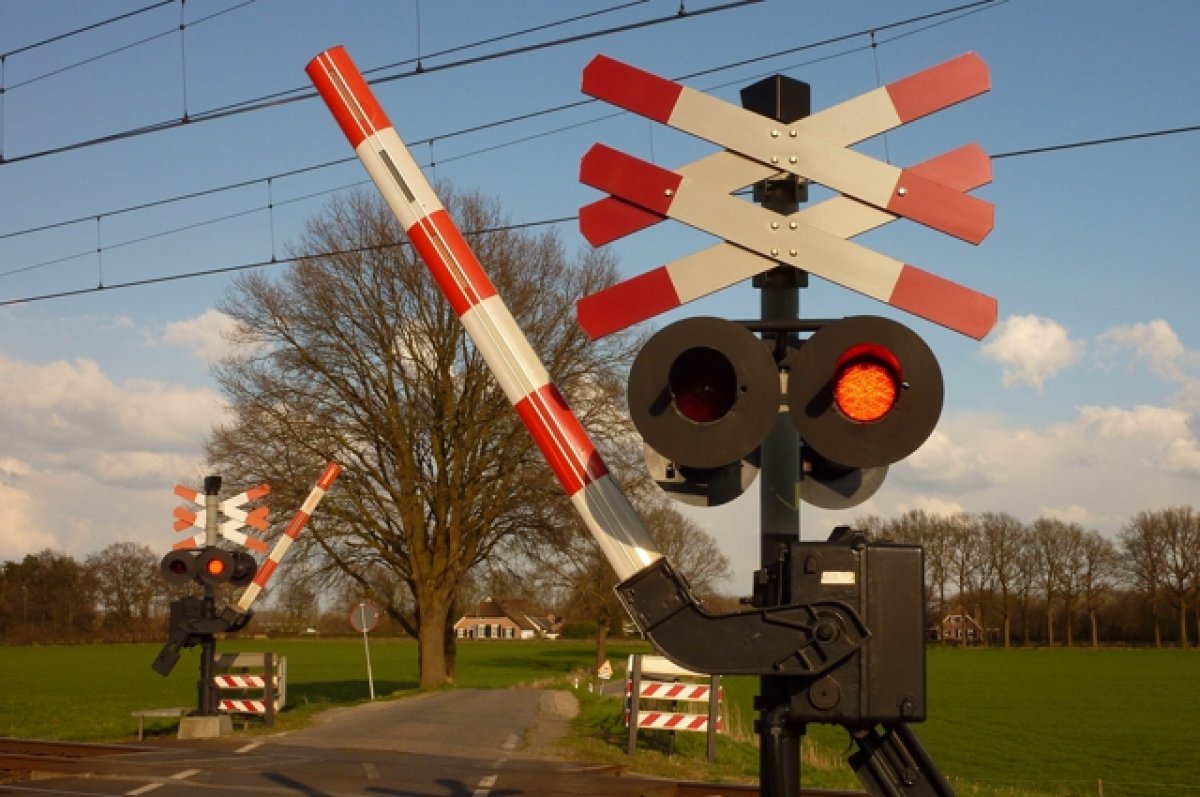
(887, 52, 990, 123)
(908, 143, 991, 192)
(890, 266, 998, 340)
(579, 196, 663, 247)
(889, 168, 995, 244)
(576, 268, 681, 339)
(581, 55, 682, 124)
(580, 145, 681, 216)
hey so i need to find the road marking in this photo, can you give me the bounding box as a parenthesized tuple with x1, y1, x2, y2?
(235, 740, 262, 754)
(362, 761, 380, 779)
(473, 773, 498, 796)
(125, 769, 198, 797)
(502, 733, 519, 751)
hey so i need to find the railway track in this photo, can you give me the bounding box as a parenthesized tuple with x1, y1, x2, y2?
(0, 738, 148, 777)
(673, 783, 864, 797)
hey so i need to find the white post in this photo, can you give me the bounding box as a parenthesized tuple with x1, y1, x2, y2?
(359, 603, 376, 700)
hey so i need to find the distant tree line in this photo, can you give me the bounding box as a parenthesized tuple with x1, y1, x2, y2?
(2, 506, 1194, 648)
(857, 506, 1200, 648)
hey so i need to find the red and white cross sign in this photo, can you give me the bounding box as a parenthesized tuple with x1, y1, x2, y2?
(575, 53, 997, 341)
(173, 482, 270, 553)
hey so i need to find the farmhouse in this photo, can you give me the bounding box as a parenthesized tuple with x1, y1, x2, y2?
(933, 608, 985, 645)
(453, 597, 560, 640)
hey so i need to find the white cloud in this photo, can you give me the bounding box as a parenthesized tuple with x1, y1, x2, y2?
(895, 495, 967, 518)
(0, 481, 56, 560)
(0, 351, 225, 558)
(0, 352, 227, 457)
(1036, 503, 1096, 526)
(1098, 320, 1187, 379)
(981, 314, 1083, 390)
(162, 309, 240, 365)
(0, 458, 33, 480)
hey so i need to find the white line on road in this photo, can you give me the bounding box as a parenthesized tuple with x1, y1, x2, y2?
(473, 773, 498, 797)
(235, 740, 263, 754)
(362, 761, 380, 779)
(125, 768, 199, 796)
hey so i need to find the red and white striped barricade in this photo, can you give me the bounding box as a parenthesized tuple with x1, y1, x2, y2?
(625, 653, 723, 761)
(213, 652, 287, 726)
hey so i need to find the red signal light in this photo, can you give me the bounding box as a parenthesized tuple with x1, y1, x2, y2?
(788, 316, 943, 470)
(669, 347, 737, 424)
(628, 317, 778, 470)
(204, 557, 227, 578)
(833, 344, 901, 423)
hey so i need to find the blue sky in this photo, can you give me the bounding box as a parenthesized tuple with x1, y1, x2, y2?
(0, 0, 1197, 590)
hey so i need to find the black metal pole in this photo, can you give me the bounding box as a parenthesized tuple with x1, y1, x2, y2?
(197, 475, 222, 716)
(741, 74, 810, 797)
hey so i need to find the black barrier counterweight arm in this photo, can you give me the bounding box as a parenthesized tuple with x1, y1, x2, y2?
(849, 723, 955, 797)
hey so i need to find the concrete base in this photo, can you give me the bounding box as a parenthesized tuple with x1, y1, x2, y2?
(177, 714, 232, 740)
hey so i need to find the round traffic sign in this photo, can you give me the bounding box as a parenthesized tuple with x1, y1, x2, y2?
(350, 602, 380, 633)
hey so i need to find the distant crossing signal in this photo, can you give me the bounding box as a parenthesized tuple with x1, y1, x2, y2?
(160, 548, 257, 588)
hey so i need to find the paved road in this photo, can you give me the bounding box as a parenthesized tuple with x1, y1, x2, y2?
(0, 689, 700, 796)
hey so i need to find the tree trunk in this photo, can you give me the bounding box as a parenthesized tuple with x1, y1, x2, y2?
(1046, 606, 1055, 647)
(1089, 608, 1100, 649)
(1180, 601, 1189, 648)
(443, 618, 458, 680)
(417, 595, 454, 688)
(594, 603, 610, 673)
(1003, 615, 1011, 649)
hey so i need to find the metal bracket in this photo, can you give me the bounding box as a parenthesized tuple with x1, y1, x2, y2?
(615, 557, 867, 676)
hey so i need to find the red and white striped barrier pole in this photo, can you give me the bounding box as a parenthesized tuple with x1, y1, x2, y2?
(237, 461, 341, 613)
(305, 46, 661, 582)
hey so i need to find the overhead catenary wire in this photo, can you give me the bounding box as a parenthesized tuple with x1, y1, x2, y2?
(0, 0, 1021, 267)
(0, 0, 1195, 305)
(0, 0, 758, 167)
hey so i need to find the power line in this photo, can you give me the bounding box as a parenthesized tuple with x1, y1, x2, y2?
(1, 0, 1194, 307)
(0, 0, 174, 60)
(992, 124, 1200, 160)
(0, 216, 578, 308)
(1, 117, 1196, 308)
(0, 0, 1006, 247)
(0, 0, 759, 167)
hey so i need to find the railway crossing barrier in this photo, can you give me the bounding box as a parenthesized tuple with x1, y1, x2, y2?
(625, 653, 723, 761)
(213, 652, 287, 726)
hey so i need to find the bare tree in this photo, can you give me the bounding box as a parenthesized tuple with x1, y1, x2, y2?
(1078, 530, 1119, 648)
(1013, 525, 1039, 645)
(978, 512, 1026, 647)
(1120, 510, 1169, 648)
(85, 542, 159, 637)
(207, 187, 640, 687)
(1029, 518, 1075, 646)
(945, 513, 984, 646)
(1157, 506, 1199, 647)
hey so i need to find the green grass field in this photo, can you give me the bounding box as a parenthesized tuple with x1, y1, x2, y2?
(0, 640, 1196, 796)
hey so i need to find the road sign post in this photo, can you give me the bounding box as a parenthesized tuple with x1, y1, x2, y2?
(350, 602, 380, 700)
